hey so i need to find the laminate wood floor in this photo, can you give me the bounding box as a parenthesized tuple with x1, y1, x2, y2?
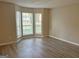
(0, 37, 79, 58)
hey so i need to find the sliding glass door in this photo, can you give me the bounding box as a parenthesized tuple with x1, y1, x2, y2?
(16, 11, 42, 38)
(22, 13, 33, 36)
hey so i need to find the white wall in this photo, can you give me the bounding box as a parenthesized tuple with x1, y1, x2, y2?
(49, 4, 79, 44)
(0, 2, 16, 45)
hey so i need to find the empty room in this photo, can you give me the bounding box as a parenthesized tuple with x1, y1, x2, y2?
(0, 0, 79, 58)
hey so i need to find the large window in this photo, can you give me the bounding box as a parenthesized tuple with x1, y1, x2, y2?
(35, 13, 42, 35)
(16, 11, 22, 38)
(22, 13, 33, 35)
(16, 11, 42, 38)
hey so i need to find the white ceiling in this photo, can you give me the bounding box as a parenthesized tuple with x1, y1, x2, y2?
(0, 0, 79, 8)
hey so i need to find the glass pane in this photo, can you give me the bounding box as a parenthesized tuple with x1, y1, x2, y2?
(16, 11, 22, 38)
(22, 13, 33, 35)
(35, 13, 42, 34)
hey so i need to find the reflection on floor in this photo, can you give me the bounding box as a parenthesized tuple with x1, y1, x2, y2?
(0, 37, 79, 58)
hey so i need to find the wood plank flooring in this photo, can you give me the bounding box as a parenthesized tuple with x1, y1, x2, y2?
(0, 37, 79, 58)
(0, 43, 17, 58)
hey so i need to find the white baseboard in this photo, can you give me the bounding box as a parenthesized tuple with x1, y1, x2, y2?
(34, 35, 49, 37)
(0, 41, 16, 46)
(43, 35, 49, 37)
(17, 38, 22, 43)
(49, 35, 79, 46)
